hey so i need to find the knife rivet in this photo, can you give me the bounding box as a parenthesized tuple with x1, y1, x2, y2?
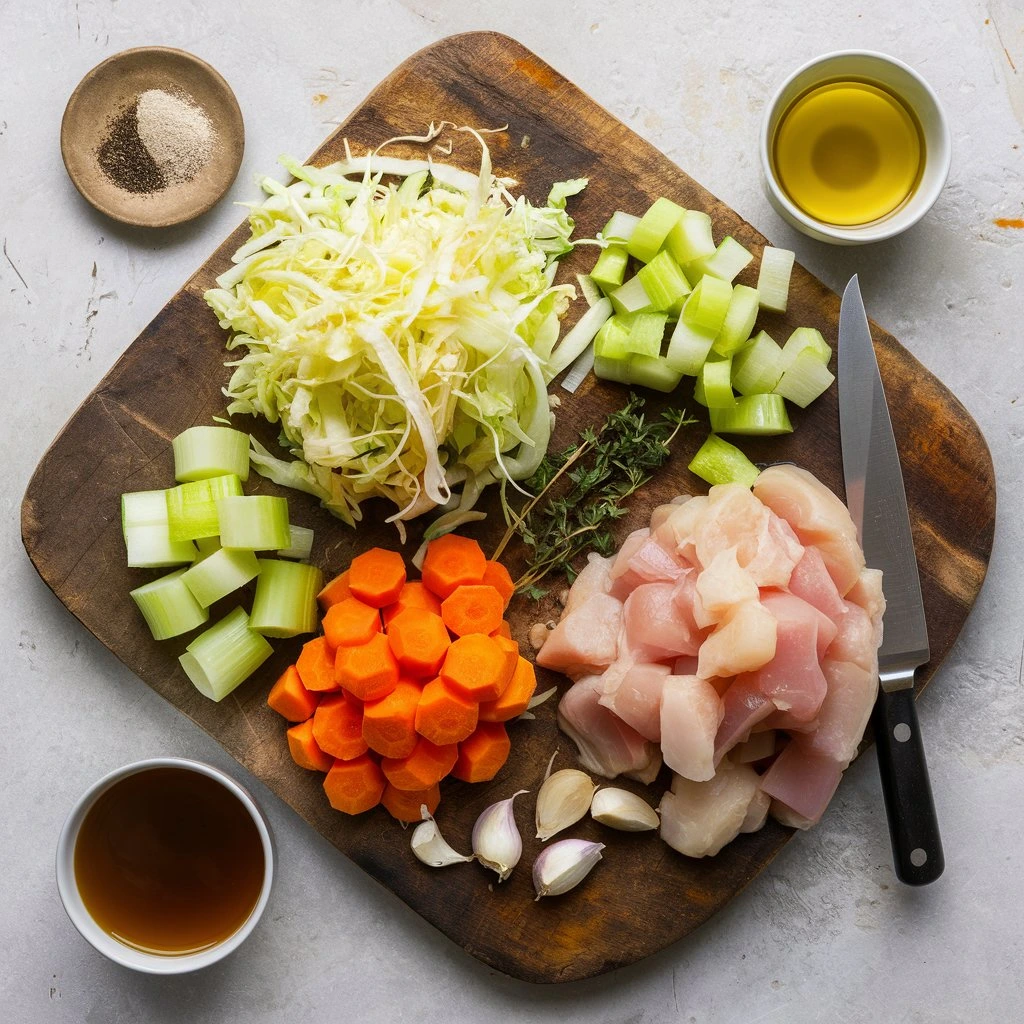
(893, 723, 912, 743)
(910, 848, 928, 867)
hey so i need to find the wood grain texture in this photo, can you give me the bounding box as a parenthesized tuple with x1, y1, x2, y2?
(22, 33, 995, 983)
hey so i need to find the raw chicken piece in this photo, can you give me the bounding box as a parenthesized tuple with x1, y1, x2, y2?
(623, 581, 701, 660)
(753, 464, 865, 595)
(769, 801, 816, 830)
(627, 536, 688, 583)
(759, 741, 844, 825)
(802, 659, 878, 767)
(734, 730, 777, 763)
(740, 787, 771, 833)
(536, 593, 622, 677)
(846, 567, 886, 647)
(697, 599, 777, 680)
(660, 675, 724, 781)
(672, 655, 699, 676)
(649, 503, 680, 532)
(658, 759, 762, 857)
(787, 546, 847, 623)
(826, 600, 876, 672)
(562, 553, 613, 616)
(762, 589, 838, 660)
(609, 528, 653, 599)
(599, 662, 670, 741)
(558, 676, 662, 781)
(693, 547, 759, 628)
(653, 495, 710, 561)
(714, 675, 775, 764)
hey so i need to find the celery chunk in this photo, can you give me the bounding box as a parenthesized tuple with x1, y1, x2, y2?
(688, 434, 761, 487)
(666, 317, 718, 376)
(179, 606, 274, 702)
(181, 547, 261, 608)
(130, 569, 209, 641)
(781, 327, 832, 367)
(593, 354, 632, 385)
(687, 236, 753, 284)
(637, 250, 691, 315)
(625, 355, 683, 393)
(627, 198, 684, 263)
(732, 331, 785, 395)
(712, 285, 760, 356)
(172, 426, 250, 483)
(165, 474, 243, 542)
(217, 495, 291, 550)
(700, 357, 737, 409)
(773, 350, 836, 408)
(122, 489, 197, 568)
(610, 274, 655, 315)
(756, 247, 795, 314)
(601, 211, 641, 244)
(590, 246, 629, 293)
(278, 525, 315, 561)
(709, 394, 793, 435)
(682, 277, 733, 334)
(249, 559, 322, 638)
(665, 210, 716, 266)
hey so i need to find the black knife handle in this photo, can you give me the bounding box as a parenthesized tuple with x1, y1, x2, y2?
(872, 686, 944, 885)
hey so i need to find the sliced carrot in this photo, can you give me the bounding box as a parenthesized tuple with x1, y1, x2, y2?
(312, 693, 369, 760)
(420, 534, 487, 599)
(415, 677, 479, 746)
(317, 569, 352, 610)
(386, 608, 451, 677)
(478, 657, 538, 722)
(287, 719, 335, 772)
(323, 597, 382, 649)
(323, 755, 385, 814)
(381, 782, 441, 823)
(452, 722, 511, 783)
(267, 664, 321, 721)
(381, 737, 458, 791)
(482, 560, 515, 607)
(382, 581, 443, 628)
(335, 632, 400, 701)
(362, 679, 422, 758)
(493, 634, 520, 683)
(492, 619, 513, 640)
(296, 636, 340, 692)
(348, 547, 407, 608)
(440, 584, 505, 637)
(440, 633, 515, 702)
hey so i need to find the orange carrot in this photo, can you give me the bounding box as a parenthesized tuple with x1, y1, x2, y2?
(478, 657, 538, 722)
(381, 737, 458, 791)
(348, 547, 407, 608)
(493, 620, 513, 640)
(317, 569, 352, 610)
(452, 722, 511, 783)
(335, 632, 400, 701)
(296, 636, 340, 692)
(386, 608, 451, 678)
(440, 633, 515, 702)
(420, 534, 487, 599)
(323, 755, 386, 814)
(267, 664, 321, 722)
(323, 597, 382, 649)
(381, 782, 441, 823)
(482, 560, 515, 607)
(312, 693, 369, 760)
(382, 581, 443, 628)
(286, 719, 335, 772)
(493, 634, 520, 683)
(361, 679, 422, 759)
(440, 584, 505, 637)
(415, 677, 479, 746)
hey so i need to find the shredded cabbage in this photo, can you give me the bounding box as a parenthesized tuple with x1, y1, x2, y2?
(204, 127, 586, 538)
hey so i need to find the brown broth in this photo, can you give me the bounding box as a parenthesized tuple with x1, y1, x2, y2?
(74, 766, 265, 955)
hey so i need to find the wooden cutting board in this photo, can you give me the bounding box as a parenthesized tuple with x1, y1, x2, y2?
(22, 33, 995, 983)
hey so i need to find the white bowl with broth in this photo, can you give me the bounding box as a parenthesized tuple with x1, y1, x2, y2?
(760, 51, 951, 244)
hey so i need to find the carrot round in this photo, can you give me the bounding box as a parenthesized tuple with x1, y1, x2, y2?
(335, 632, 399, 701)
(441, 584, 505, 637)
(362, 679, 422, 758)
(381, 782, 441, 823)
(318, 569, 352, 610)
(452, 722, 511, 783)
(493, 634, 520, 682)
(440, 633, 515, 702)
(287, 719, 334, 772)
(387, 608, 451, 677)
(382, 581, 443, 628)
(323, 755, 385, 815)
(323, 596, 382, 649)
(296, 636, 340, 692)
(478, 656, 538, 722)
(312, 693, 369, 760)
(267, 664, 321, 721)
(420, 534, 487, 599)
(348, 547, 407, 608)
(381, 737, 458, 791)
(482, 560, 515, 607)
(415, 677, 479, 746)
(493, 620, 513, 640)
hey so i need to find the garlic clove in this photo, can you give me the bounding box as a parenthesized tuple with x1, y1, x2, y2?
(411, 813, 473, 868)
(472, 790, 527, 882)
(535, 768, 597, 841)
(532, 839, 605, 899)
(590, 787, 660, 832)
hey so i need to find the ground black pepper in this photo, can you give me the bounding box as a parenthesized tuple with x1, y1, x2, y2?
(97, 103, 166, 194)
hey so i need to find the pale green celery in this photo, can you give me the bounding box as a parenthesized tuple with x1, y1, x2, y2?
(732, 330, 785, 395)
(593, 354, 632, 385)
(688, 434, 761, 487)
(601, 211, 641, 243)
(590, 245, 629, 293)
(709, 394, 793, 435)
(756, 247, 795, 313)
(712, 285, 760, 356)
(179, 606, 274, 702)
(682, 277, 733, 333)
(687, 236, 753, 284)
(665, 210, 716, 266)
(172, 426, 250, 483)
(181, 547, 261, 608)
(626, 198, 684, 263)
(700, 357, 737, 409)
(122, 489, 196, 567)
(666, 316, 717, 376)
(781, 327, 832, 367)
(626, 355, 683, 393)
(637, 250, 691, 315)
(773, 350, 836, 408)
(278, 525, 315, 561)
(165, 474, 243, 542)
(130, 569, 209, 641)
(610, 274, 655, 315)
(596, 313, 667, 360)
(549, 297, 613, 376)
(217, 495, 291, 550)
(193, 536, 222, 562)
(576, 274, 604, 307)
(594, 317, 632, 360)
(560, 344, 596, 395)
(693, 374, 708, 407)
(249, 559, 323, 638)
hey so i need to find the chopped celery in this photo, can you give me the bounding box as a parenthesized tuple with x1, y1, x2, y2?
(278, 524, 315, 561)
(637, 250, 691, 315)
(122, 489, 196, 567)
(781, 327, 832, 367)
(590, 245, 629, 293)
(712, 284, 760, 356)
(627, 198, 683, 263)
(688, 434, 761, 487)
(594, 317, 632, 360)
(756, 247, 795, 314)
(165, 474, 243, 542)
(700, 357, 737, 409)
(601, 211, 641, 243)
(181, 547, 261, 608)
(732, 330, 785, 395)
(549, 297, 612, 376)
(609, 274, 655, 315)
(625, 355, 683, 393)
(130, 569, 209, 641)
(561, 344, 595, 394)
(249, 559, 323, 638)
(666, 316, 717, 376)
(593, 354, 632, 385)
(665, 210, 715, 266)
(773, 350, 836, 408)
(217, 494, 291, 550)
(172, 426, 250, 483)
(179, 606, 274, 702)
(682, 276, 733, 334)
(709, 394, 793, 435)
(595, 312, 667, 359)
(576, 273, 604, 307)
(687, 236, 753, 284)
(193, 536, 222, 562)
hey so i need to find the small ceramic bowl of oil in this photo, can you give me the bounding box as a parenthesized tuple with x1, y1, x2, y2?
(760, 51, 950, 245)
(56, 758, 274, 973)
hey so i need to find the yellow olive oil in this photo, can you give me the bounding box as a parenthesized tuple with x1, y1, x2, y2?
(771, 79, 925, 226)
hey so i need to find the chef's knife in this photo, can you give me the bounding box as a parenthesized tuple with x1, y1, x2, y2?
(838, 275, 944, 886)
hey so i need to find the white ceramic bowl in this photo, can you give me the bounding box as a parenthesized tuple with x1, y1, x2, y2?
(760, 50, 951, 244)
(56, 758, 274, 974)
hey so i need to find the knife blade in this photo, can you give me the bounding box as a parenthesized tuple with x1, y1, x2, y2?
(838, 275, 944, 886)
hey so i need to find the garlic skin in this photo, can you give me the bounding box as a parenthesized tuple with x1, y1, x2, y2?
(411, 817, 473, 867)
(532, 839, 605, 899)
(472, 790, 527, 882)
(590, 788, 660, 832)
(535, 769, 597, 840)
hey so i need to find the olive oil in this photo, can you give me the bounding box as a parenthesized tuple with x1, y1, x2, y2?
(771, 79, 925, 226)
(74, 767, 264, 955)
